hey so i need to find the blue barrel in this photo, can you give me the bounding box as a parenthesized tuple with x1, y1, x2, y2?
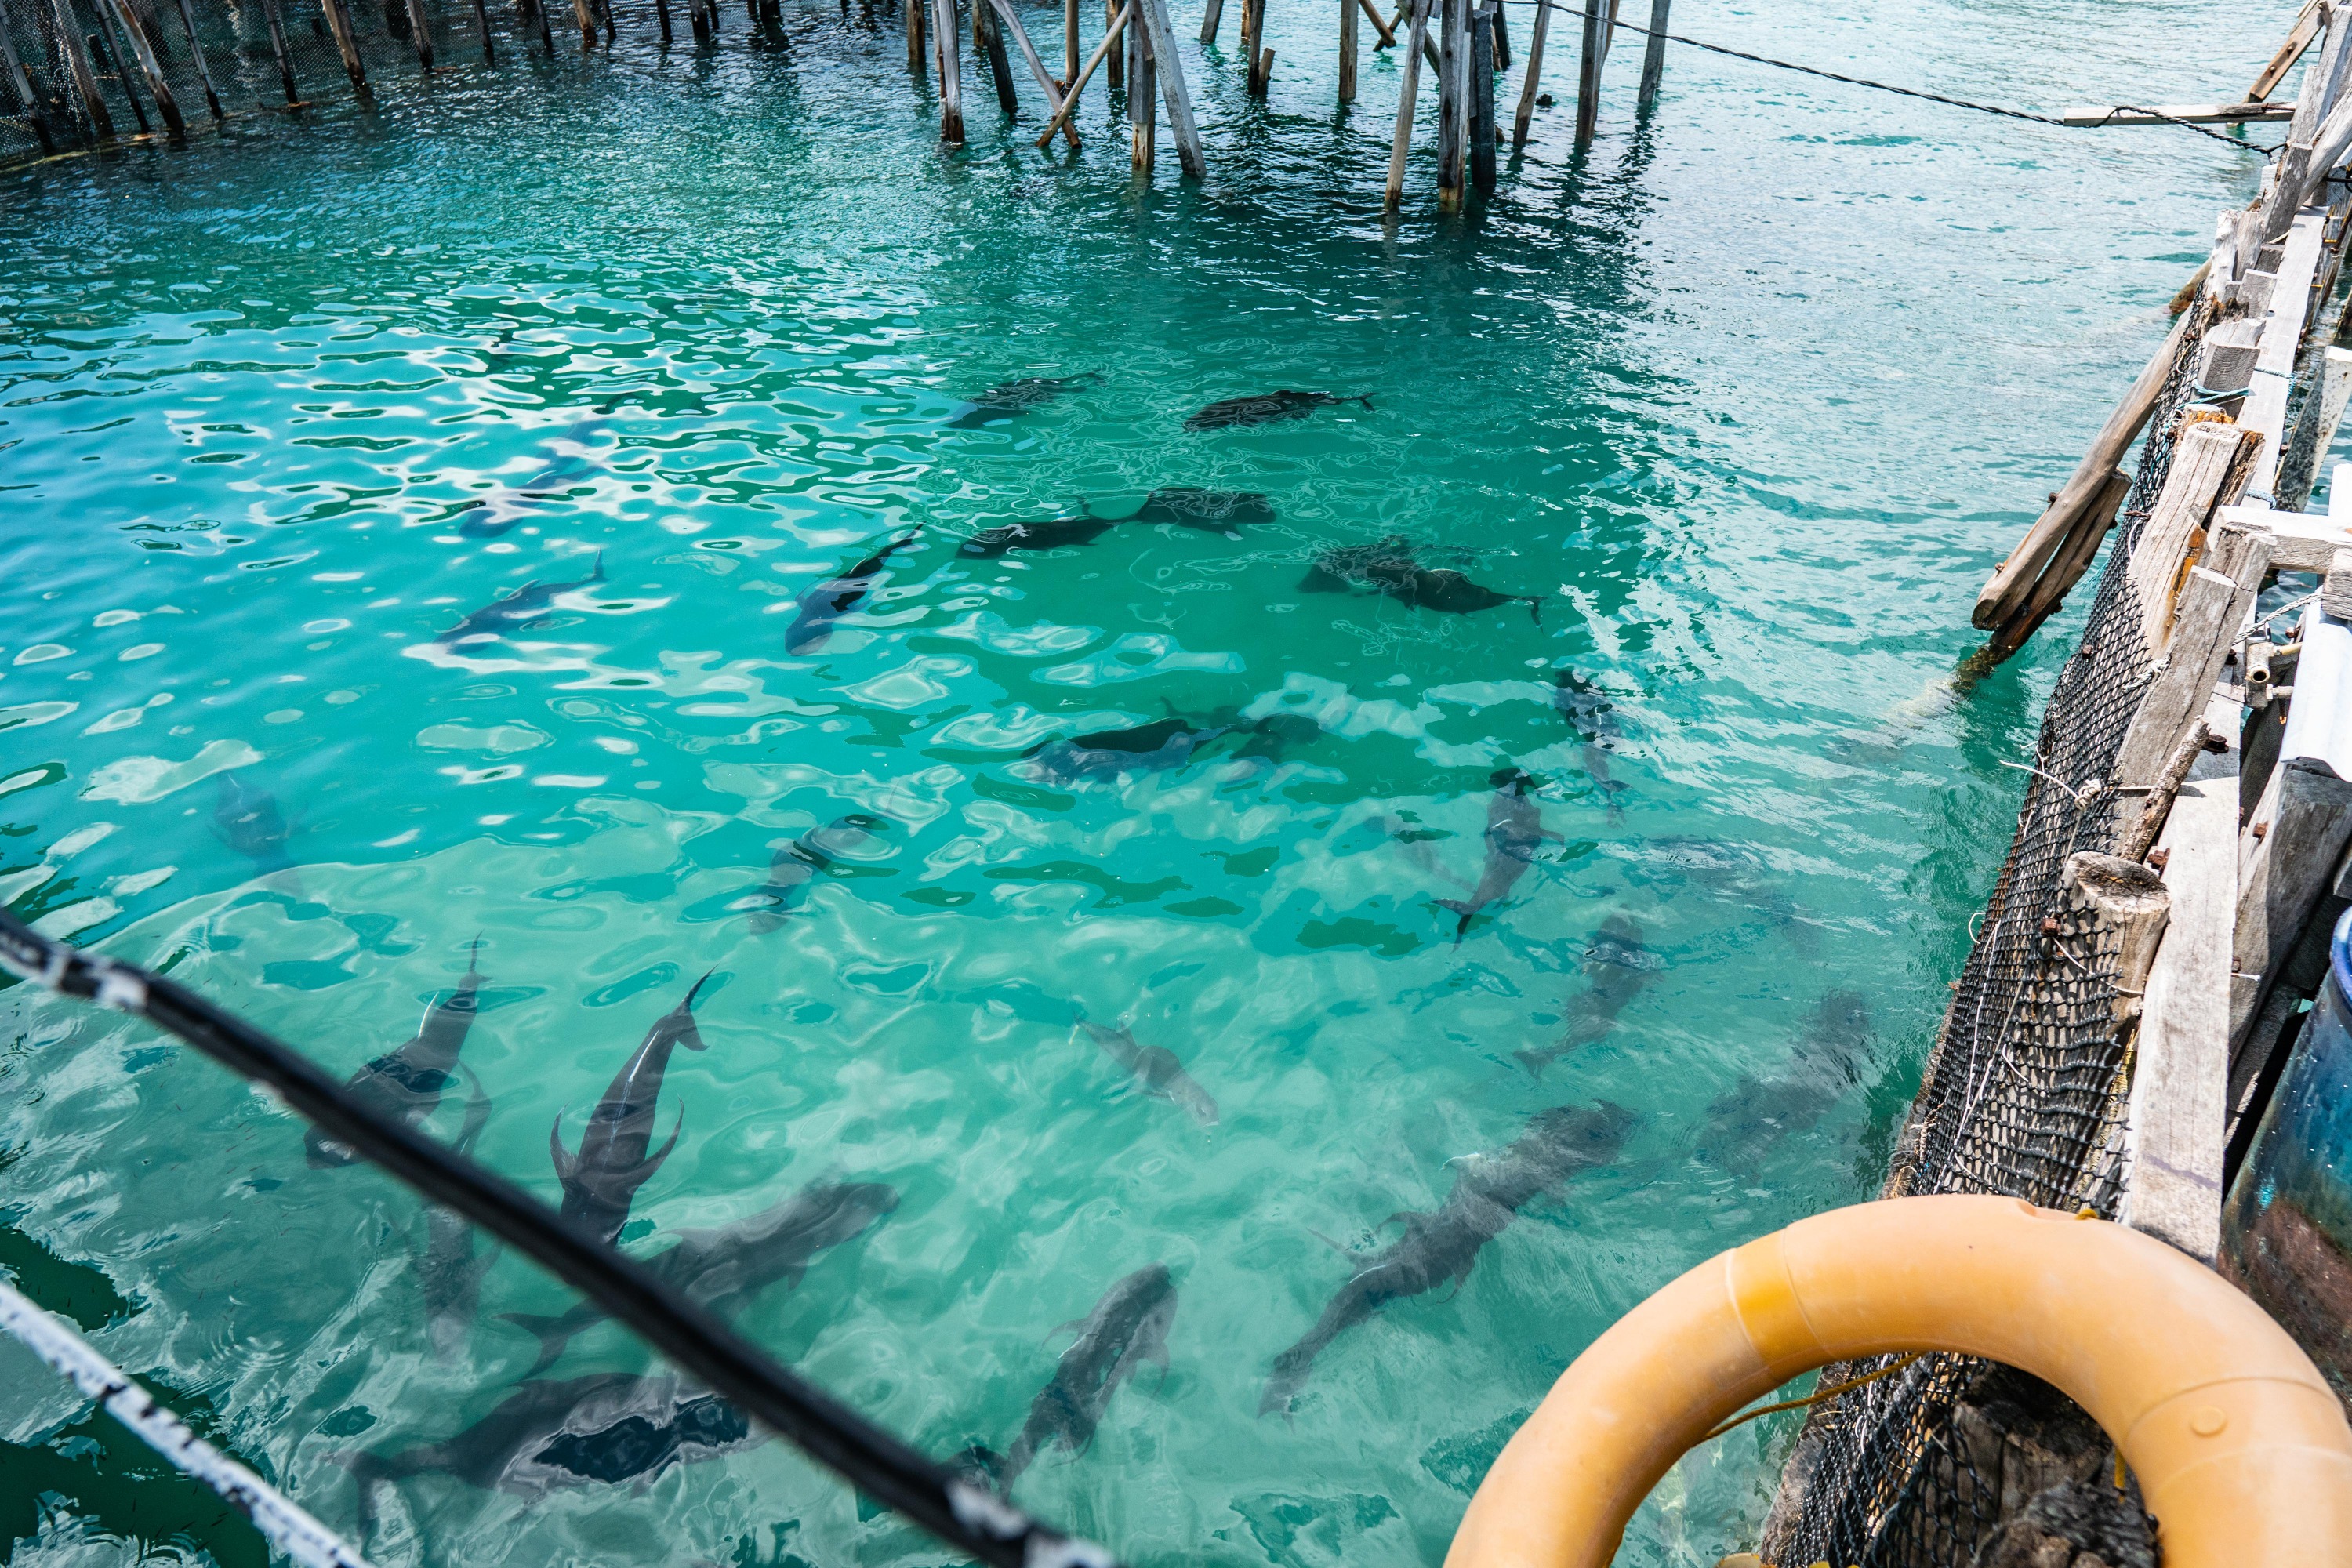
(2221, 904, 2352, 1410)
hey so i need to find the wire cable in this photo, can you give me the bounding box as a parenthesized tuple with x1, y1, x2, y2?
(0, 911, 1114, 1568)
(1495, 0, 2286, 154)
(0, 1275, 376, 1568)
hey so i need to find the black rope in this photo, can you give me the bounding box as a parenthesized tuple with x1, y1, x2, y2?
(0, 912, 1114, 1568)
(1496, 0, 2287, 154)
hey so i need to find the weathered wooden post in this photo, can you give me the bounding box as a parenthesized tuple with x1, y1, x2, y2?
(1469, 4, 1494, 193)
(1062, 0, 1076, 81)
(1196, 0, 1216, 45)
(1337, 0, 1354, 102)
(1242, 0, 1268, 92)
(1573, 0, 1599, 141)
(1435, 0, 1464, 208)
(318, 0, 369, 87)
(404, 0, 434, 69)
(1104, 0, 1119, 85)
(102, 0, 181, 130)
(1635, 0, 1664, 109)
(570, 0, 592, 49)
(906, 0, 924, 76)
(1032, 0, 1128, 144)
(256, 0, 300, 100)
(1127, 0, 1152, 172)
(1137, 0, 1200, 173)
(50, 0, 111, 134)
(977, 0, 1018, 114)
(0, 0, 59, 147)
(1510, 0, 1546, 144)
(934, 0, 964, 141)
(1487, 0, 1503, 67)
(165, 0, 223, 116)
(1384, 0, 1430, 208)
(649, 0, 666, 45)
(989, 0, 1078, 140)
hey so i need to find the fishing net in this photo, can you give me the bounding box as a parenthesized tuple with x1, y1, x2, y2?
(1774, 310, 2212, 1567)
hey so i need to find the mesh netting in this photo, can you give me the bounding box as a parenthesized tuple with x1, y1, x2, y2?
(1775, 307, 2214, 1568)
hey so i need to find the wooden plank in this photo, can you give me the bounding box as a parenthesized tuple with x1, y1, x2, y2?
(2246, 209, 2332, 500)
(1983, 466, 2129, 661)
(1635, 0, 1664, 110)
(1136, 0, 1203, 176)
(2261, 5, 2348, 242)
(2122, 733, 2238, 1263)
(102, 0, 181, 131)
(2216, 501, 2352, 572)
(1339, 0, 1364, 93)
(2114, 524, 2274, 789)
(2231, 757, 2352, 1045)
(1508, 0, 1546, 147)
(2249, 0, 2322, 103)
(2126, 420, 2249, 658)
(1031, 0, 1128, 146)
(2061, 102, 2296, 127)
(2281, 347, 2352, 511)
(1973, 296, 2199, 631)
(989, 0, 1079, 143)
(1385, 0, 1432, 209)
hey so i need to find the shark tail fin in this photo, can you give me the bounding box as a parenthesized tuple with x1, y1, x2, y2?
(678, 968, 717, 1043)
(1512, 1047, 1548, 1079)
(549, 1112, 579, 1182)
(1433, 899, 1475, 944)
(1526, 596, 1544, 626)
(495, 1312, 577, 1376)
(1356, 395, 1374, 410)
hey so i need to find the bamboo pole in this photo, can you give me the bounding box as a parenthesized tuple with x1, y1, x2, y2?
(989, 0, 1076, 140)
(167, 0, 223, 116)
(1509, 0, 1545, 144)
(319, 0, 368, 86)
(1383, 0, 1430, 209)
(90, 9, 153, 132)
(1337, 0, 1354, 103)
(1032, 0, 1127, 145)
(1436, 0, 1462, 208)
(934, 0, 963, 140)
(0, 0, 59, 146)
(1137, 0, 1200, 173)
(102, 0, 180, 129)
(52, 0, 113, 136)
(256, 0, 300, 100)
(1635, 0, 1664, 108)
(1573, 0, 1598, 142)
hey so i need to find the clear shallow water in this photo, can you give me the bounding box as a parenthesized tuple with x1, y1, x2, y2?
(0, 3, 2291, 1565)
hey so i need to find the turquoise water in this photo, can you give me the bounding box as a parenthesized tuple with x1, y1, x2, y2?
(0, 2, 2292, 1564)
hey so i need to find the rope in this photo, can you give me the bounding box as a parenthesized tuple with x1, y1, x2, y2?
(1499, 0, 2286, 154)
(0, 911, 1116, 1568)
(1699, 1352, 1930, 1443)
(0, 1276, 376, 1568)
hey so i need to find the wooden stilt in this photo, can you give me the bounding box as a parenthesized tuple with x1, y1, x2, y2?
(1128, 0, 1152, 172)
(1469, 3, 1494, 193)
(978, 0, 1018, 113)
(1337, 0, 1354, 102)
(103, 0, 182, 130)
(405, 0, 434, 69)
(473, 0, 498, 57)
(89, 14, 153, 132)
(906, 0, 923, 74)
(572, 0, 593, 49)
(1509, 0, 1544, 143)
(1062, 0, 1076, 82)
(1033, 0, 1126, 144)
(1196, 0, 1216, 45)
(1635, 0, 1664, 109)
(1436, 0, 1463, 208)
(1573, 0, 1598, 141)
(989, 0, 1078, 143)
(1104, 0, 1119, 86)
(535, 0, 555, 49)
(256, 0, 300, 100)
(934, 0, 963, 140)
(1486, 0, 1502, 67)
(320, 0, 369, 89)
(1384, 0, 1430, 208)
(1234, 0, 1248, 55)
(51, 0, 111, 135)
(1355, 0, 1390, 47)
(651, 0, 667, 43)
(602, 0, 613, 44)
(166, 0, 223, 116)
(0, 0, 60, 146)
(1136, 0, 1200, 172)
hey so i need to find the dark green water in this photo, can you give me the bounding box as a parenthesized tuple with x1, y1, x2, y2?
(0, 1, 2290, 1563)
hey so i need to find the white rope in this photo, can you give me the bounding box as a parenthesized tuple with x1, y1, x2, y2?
(0, 1276, 374, 1568)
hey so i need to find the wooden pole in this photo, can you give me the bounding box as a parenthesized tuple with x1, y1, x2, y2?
(1355, 0, 1391, 47)
(1635, 0, 1664, 109)
(0, 0, 59, 146)
(256, 0, 300, 100)
(2249, 0, 2323, 103)
(1243, 0, 1268, 93)
(51, 0, 111, 136)
(1436, 0, 1463, 208)
(1033, 0, 1127, 145)
(1486, 0, 1502, 67)
(319, 0, 369, 86)
(571, 0, 593, 49)
(1469, 3, 1494, 193)
(1104, 0, 1119, 86)
(1196, 0, 1215, 45)
(989, 0, 1074, 140)
(1573, 0, 1598, 141)
(1137, 0, 1200, 173)
(102, 0, 180, 129)
(1063, 0, 1076, 82)
(1337, 0, 1354, 103)
(535, 0, 555, 49)
(405, 0, 434, 68)
(1510, 0, 1544, 143)
(166, 0, 223, 116)
(89, 11, 152, 132)
(934, 0, 963, 140)
(907, 0, 924, 76)
(651, 0, 666, 45)
(978, 0, 1018, 115)
(1128, 0, 1152, 172)
(1383, 0, 1430, 208)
